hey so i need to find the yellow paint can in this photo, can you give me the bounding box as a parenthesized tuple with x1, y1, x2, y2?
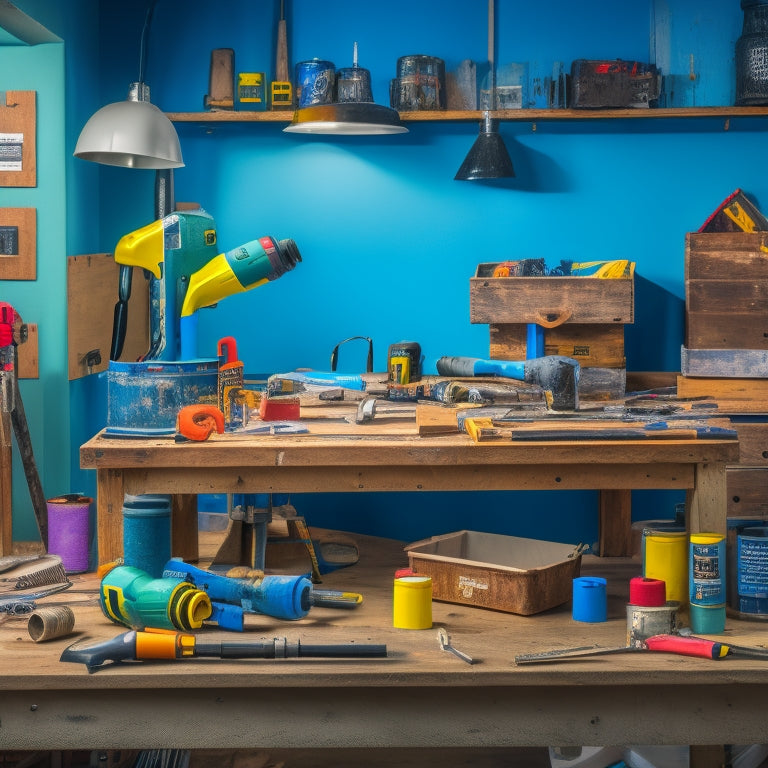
(643, 529, 688, 605)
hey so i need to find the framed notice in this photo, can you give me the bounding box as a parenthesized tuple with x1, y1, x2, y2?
(0, 91, 36, 187)
(0, 208, 36, 280)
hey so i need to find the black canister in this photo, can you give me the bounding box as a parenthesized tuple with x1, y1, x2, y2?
(390, 55, 446, 111)
(736, 0, 768, 104)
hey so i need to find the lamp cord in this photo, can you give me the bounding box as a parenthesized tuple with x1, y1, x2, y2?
(138, 0, 158, 83)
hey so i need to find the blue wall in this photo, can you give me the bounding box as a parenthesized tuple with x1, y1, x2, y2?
(4, 0, 760, 549)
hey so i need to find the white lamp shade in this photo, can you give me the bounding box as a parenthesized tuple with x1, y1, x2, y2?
(74, 98, 184, 169)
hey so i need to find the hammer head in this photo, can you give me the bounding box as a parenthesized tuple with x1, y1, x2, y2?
(523, 356, 580, 410)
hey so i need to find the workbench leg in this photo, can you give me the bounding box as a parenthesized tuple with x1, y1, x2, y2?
(689, 745, 725, 768)
(686, 462, 728, 535)
(172, 494, 199, 563)
(96, 468, 126, 565)
(598, 489, 632, 556)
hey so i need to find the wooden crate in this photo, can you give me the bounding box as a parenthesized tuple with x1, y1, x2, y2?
(470, 262, 634, 326)
(490, 323, 626, 368)
(685, 232, 768, 351)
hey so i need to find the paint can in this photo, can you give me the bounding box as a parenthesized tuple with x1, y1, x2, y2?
(122, 494, 172, 578)
(46, 494, 92, 574)
(643, 528, 688, 605)
(393, 574, 432, 629)
(390, 55, 446, 111)
(734, 526, 768, 619)
(572, 576, 607, 623)
(626, 603, 679, 648)
(295, 59, 335, 107)
(689, 532, 726, 634)
(336, 66, 373, 103)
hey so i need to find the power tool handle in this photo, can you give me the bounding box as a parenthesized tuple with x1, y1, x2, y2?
(645, 634, 728, 659)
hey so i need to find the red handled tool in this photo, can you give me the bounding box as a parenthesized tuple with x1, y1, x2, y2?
(514, 634, 768, 664)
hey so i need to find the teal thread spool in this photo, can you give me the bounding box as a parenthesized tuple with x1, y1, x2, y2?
(122, 494, 172, 578)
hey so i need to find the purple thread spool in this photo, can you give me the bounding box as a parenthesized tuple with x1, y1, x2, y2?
(46, 494, 92, 574)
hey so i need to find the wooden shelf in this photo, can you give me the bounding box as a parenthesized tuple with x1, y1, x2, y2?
(167, 106, 768, 124)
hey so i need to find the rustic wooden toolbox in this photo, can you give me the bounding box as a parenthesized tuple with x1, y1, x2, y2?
(685, 232, 768, 351)
(470, 262, 635, 327)
(404, 530, 583, 615)
(470, 262, 634, 398)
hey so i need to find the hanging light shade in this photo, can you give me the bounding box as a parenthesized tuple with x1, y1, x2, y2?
(283, 102, 408, 135)
(454, 111, 514, 180)
(74, 82, 184, 169)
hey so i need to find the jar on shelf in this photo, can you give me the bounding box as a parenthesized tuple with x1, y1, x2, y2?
(736, 0, 768, 104)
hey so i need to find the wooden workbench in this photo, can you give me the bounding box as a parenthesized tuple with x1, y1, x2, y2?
(1, 530, 767, 766)
(79, 403, 739, 565)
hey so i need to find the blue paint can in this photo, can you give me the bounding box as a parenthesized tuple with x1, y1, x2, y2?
(295, 59, 335, 107)
(123, 494, 172, 578)
(736, 526, 768, 618)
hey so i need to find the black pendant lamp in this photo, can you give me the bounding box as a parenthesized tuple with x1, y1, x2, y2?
(455, 0, 514, 181)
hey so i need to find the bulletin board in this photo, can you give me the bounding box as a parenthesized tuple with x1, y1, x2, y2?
(0, 91, 36, 188)
(0, 207, 36, 280)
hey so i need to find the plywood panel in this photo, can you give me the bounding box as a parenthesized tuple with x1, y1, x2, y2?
(0, 207, 36, 279)
(0, 91, 36, 187)
(67, 254, 149, 380)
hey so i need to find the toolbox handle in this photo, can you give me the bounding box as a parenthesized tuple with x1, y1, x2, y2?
(534, 308, 573, 329)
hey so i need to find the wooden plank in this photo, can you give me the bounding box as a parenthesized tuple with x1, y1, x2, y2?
(0, 91, 36, 187)
(688, 461, 728, 534)
(598, 489, 632, 556)
(686, 280, 768, 315)
(685, 232, 768, 280)
(727, 467, 768, 518)
(97, 469, 126, 565)
(16, 322, 37, 379)
(729, 420, 768, 466)
(677, 375, 768, 401)
(470, 272, 634, 325)
(67, 254, 150, 379)
(686, 312, 768, 350)
(416, 404, 458, 435)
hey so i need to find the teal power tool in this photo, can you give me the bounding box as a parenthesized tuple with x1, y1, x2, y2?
(99, 565, 213, 631)
(110, 208, 301, 362)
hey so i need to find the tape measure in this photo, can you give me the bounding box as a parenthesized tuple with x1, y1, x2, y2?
(388, 342, 421, 384)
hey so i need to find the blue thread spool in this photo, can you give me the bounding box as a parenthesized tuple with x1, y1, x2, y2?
(123, 494, 172, 578)
(572, 576, 607, 622)
(295, 59, 335, 107)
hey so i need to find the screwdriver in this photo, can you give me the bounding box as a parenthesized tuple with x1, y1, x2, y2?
(514, 634, 768, 665)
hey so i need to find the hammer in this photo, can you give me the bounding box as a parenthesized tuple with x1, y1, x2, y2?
(436, 355, 580, 411)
